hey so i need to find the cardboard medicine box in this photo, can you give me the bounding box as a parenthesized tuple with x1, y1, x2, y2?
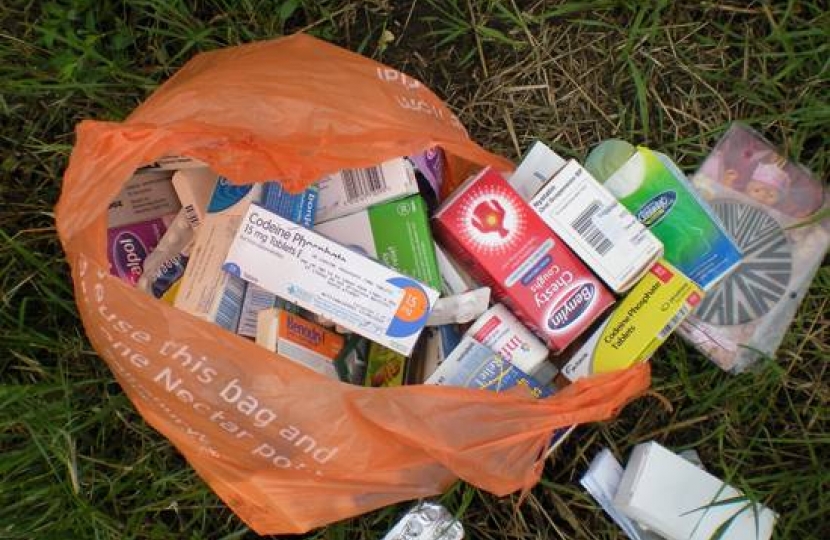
(560, 260, 703, 381)
(614, 441, 777, 540)
(108, 168, 180, 228)
(530, 157, 663, 293)
(603, 147, 742, 290)
(426, 336, 552, 398)
(236, 182, 319, 338)
(174, 178, 263, 331)
(256, 308, 344, 379)
(314, 158, 419, 223)
(223, 204, 439, 356)
(315, 194, 442, 381)
(432, 167, 615, 352)
(314, 195, 441, 290)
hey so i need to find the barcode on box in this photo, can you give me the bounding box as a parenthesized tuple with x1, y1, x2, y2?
(215, 276, 247, 331)
(572, 201, 613, 255)
(657, 304, 692, 340)
(237, 284, 278, 337)
(342, 167, 387, 202)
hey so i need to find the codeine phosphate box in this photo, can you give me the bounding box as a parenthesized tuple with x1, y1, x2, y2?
(314, 195, 441, 290)
(614, 441, 776, 540)
(223, 204, 439, 356)
(426, 336, 552, 398)
(314, 158, 419, 223)
(236, 182, 319, 337)
(530, 157, 663, 293)
(174, 178, 263, 331)
(314, 195, 439, 370)
(255, 308, 344, 379)
(432, 167, 615, 352)
(561, 260, 703, 381)
(108, 169, 180, 228)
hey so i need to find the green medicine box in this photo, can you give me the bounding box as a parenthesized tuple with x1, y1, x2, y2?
(314, 194, 442, 290)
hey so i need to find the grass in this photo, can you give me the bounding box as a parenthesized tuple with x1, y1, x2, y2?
(1, 0, 828, 538)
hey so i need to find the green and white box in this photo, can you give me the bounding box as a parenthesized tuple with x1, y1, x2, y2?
(314, 195, 442, 290)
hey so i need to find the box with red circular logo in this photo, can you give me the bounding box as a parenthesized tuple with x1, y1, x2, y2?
(432, 167, 615, 352)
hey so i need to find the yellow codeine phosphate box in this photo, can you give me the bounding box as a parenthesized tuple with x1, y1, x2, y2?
(561, 260, 703, 381)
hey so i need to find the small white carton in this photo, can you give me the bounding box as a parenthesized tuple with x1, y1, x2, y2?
(508, 140, 566, 201)
(223, 204, 439, 355)
(530, 158, 663, 293)
(314, 158, 419, 223)
(581, 449, 661, 540)
(614, 441, 777, 540)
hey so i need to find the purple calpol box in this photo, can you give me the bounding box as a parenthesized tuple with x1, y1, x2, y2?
(107, 216, 172, 285)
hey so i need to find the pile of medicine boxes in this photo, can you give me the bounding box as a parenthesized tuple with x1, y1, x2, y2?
(108, 141, 741, 395)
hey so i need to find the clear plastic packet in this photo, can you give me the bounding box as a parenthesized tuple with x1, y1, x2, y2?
(678, 123, 830, 372)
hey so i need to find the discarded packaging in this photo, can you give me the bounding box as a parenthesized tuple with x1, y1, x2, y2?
(432, 167, 615, 352)
(434, 244, 475, 295)
(417, 324, 463, 382)
(107, 168, 180, 228)
(314, 158, 419, 223)
(174, 178, 262, 331)
(581, 449, 661, 540)
(382, 501, 464, 540)
(614, 441, 777, 540)
(427, 336, 553, 398)
(409, 147, 446, 199)
(365, 342, 407, 387)
(601, 147, 742, 291)
(137, 208, 194, 302)
(426, 287, 491, 326)
(223, 204, 439, 355)
(315, 194, 441, 289)
(236, 182, 318, 337)
(561, 260, 702, 382)
(171, 167, 218, 229)
(509, 140, 566, 201)
(465, 303, 554, 383)
(256, 308, 344, 379)
(678, 123, 830, 372)
(107, 215, 173, 285)
(528, 148, 663, 292)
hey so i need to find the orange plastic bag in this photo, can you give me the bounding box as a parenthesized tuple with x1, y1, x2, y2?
(57, 34, 650, 534)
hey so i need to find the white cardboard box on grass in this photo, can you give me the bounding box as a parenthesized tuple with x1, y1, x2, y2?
(613, 441, 776, 540)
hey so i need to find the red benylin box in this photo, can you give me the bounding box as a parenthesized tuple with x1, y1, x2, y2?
(433, 167, 615, 352)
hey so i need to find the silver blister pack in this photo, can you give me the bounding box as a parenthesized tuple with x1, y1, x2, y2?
(382, 501, 464, 540)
